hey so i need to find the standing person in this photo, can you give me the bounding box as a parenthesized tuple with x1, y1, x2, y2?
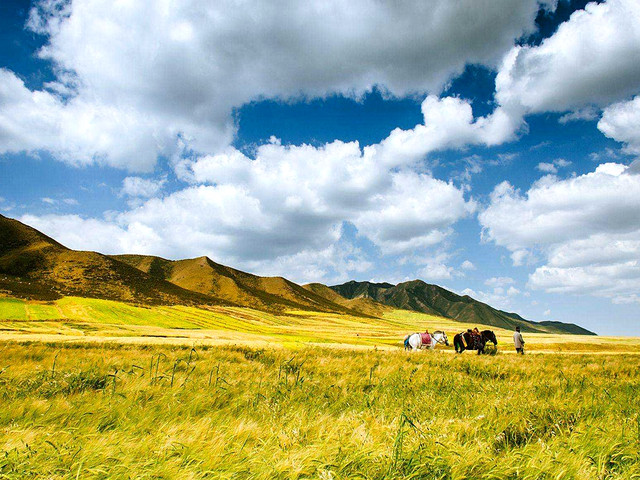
(513, 326, 525, 354)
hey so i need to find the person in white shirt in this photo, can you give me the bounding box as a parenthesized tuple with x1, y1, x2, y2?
(513, 326, 525, 354)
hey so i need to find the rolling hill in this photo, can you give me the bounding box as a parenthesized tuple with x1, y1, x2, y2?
(0, 215, 371, 315)
(111, 254, 371, 315)
(331, 280, 595, 335)
(0, 214, 221, 305)
(0, 214, 594, 334)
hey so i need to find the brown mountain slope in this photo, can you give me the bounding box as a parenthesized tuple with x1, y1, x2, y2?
(112, 254, 372, 315)
(0, 215, 377, 315)
(0, 215, 223, 305)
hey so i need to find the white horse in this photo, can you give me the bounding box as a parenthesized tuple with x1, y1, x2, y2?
(404, 330, 449, 351)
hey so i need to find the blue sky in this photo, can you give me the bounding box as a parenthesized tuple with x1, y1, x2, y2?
(1, 0, 640, 334)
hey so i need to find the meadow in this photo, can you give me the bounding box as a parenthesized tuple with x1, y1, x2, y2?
(1, 295, 640, 479)
(1, 296, 639, 353)
(0, 341, 639, 479)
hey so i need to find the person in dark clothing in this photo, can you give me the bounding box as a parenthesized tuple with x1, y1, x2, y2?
(472, 327, 482, 350)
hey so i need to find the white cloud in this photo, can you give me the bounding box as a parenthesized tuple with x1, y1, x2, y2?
(19, 214, 152, 254)
(410, 252, 462, 281)
(121, 177, 166, 198)
(460, 260, 476, 270)
(558, 107, 599, 124)
(543, 309, 551, 316)
(484, 276, 515, 288)
(39, 196, 78, 207)
(0, 69, 170, 172)
(0, 0, 551, 170)
(480, 162, 640, 302)
(598, 96, 640, 154)
(612, 294, 640, 304)
(536, 158, 572, 174)
(495, 0, 640, 115)
(460, 284, 521, 312)
(536, 162, 557, 174)
(15, 93, 492, 283)
(353, 171, 475, 254)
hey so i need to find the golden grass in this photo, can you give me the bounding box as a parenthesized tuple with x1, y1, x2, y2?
(0, 342, 639, 479)
(1, 296, 640, 353)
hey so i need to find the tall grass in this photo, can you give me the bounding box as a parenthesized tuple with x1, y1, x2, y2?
(0, 341, 638, 479)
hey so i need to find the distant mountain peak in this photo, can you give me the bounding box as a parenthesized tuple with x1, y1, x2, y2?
(0, 215, 595, 335)
(331, 279, 595, 335)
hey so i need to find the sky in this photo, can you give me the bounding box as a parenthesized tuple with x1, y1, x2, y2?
(1, 0, 640, 335)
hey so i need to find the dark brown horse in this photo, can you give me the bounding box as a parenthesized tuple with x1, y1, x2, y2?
(453, 330, 497, 354)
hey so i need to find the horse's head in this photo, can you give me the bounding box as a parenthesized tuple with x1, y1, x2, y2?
(433, 330, 449, 346)
(484, 330, 498, 345)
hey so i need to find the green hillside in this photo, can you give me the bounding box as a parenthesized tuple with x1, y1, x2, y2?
(331, 280, 595, 335)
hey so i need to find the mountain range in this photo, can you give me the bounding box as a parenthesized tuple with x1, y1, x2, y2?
(330, 280, 594, 334)
(0, 214, 594, 334)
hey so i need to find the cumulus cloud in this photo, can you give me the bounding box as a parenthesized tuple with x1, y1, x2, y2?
(480, 162, 640, 302)
(0, 69, 170, 171)
(460, 260, 476, 270)
(536, 158, 572, 174)
(495, 0, 640, 115)
(484, 276, 515, 288)
(0, 0, 552, 170)
(598, 96, 640, 154)
(461, 280, 522, 311)
(536, 162, 558, 174)
(121, 177, 166, 198)
(15, 93, 496, 282)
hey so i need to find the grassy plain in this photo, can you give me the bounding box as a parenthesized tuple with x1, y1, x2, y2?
(1, 296, 640, 478)
(1, 296, 638, 353)
(0, 342, 639, 479)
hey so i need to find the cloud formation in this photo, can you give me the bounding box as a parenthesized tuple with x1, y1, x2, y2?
(0, 0, 550, 170)
(598, 96, 640, 154)
(23, 94, 513, 282)
(121, 177, 166, 198)
(480, 163, 640, 303)
(495, 0, 640, 116)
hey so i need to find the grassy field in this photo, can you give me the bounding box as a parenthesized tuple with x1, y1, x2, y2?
(1, 296, 640, 478)
(1, 296, 639, 353)
(0, 342, 639, 479)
